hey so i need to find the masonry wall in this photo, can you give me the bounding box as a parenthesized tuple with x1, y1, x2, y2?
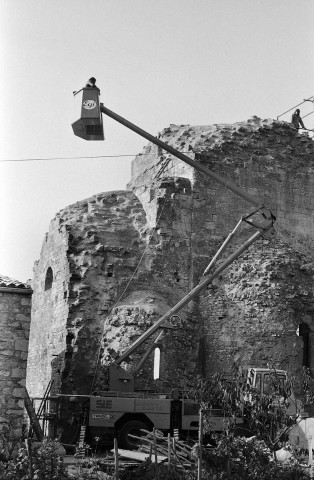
(129, 118, 314, 252)
(201, 240, 314, 386)
(0, 289, 31, 436)
(128, 117, 314, 385)
(26, 218, 70, 399)
(27, 117, 314, 415)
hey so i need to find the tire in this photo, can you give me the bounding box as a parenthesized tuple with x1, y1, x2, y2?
(118, 420, 150, 450)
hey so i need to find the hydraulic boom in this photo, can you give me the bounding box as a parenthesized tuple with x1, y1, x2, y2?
(72, 79, 277, 379)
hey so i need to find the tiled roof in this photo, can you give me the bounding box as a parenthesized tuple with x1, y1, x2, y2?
(0, 274, 31, 289)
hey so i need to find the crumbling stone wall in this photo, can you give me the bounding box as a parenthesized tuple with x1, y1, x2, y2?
(201, 240, 314, 384)
(27, 188, 202, 442)
(129, 118, 314, 254)
(26, 217, 70, 397)
(0, 275, 32, 436)
(128, 117, 314, 383)
(27, 117, 314, 411)
(99, 178, 201, 391)
(27, 184, 202, 401)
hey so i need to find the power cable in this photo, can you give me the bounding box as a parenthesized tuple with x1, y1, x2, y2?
(0, 154, 149, 163)
(0, 151, 193, 163)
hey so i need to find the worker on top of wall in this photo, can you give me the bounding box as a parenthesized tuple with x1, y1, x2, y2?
(291, 109, 306, 130)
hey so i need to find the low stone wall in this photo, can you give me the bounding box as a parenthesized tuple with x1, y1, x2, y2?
(0, 282, 32, 438)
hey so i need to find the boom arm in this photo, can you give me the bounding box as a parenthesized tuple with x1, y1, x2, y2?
(97, 103, 276, 366)
(72, 81, 276, 373)
(100, 104, 265, 211)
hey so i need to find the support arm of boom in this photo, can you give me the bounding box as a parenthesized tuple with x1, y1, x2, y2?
(113, 230, 263, 366)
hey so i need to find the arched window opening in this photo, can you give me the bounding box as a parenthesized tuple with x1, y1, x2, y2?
(153, 347, 161, 380)
(45, 267, 53, 291)
(107, 264, 114, 277)
(298, 322, 310, 369)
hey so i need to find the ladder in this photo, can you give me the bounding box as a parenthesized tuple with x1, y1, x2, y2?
(24, 388, 44, 441)
(76, 425, 87, 458)
(35, 380, 53, 435)
(24, 381, 53, 440)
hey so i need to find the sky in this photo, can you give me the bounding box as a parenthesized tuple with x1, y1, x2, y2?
(0, 0, 313, 283)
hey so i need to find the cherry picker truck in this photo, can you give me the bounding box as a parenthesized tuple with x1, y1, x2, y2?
(68, 78, 286, 449)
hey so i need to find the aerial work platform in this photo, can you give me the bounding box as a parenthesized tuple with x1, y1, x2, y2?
(72, 80, 104, 141)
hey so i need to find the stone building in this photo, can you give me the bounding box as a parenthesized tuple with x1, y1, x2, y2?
(0, 274, 32, 436)
(26, 118, 314, 421)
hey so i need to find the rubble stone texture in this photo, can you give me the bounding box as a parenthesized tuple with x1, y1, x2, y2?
(27, 118, 314, 410)
(0, 275, 32, 435)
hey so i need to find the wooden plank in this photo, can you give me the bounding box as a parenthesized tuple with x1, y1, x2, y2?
(114, 438, 119, 480)
(111, 448, 167, 463)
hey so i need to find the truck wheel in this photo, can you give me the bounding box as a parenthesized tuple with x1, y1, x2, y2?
(118, 420, 150, 450)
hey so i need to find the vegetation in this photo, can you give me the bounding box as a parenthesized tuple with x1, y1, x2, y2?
(190, 366, 297, 452)
(119, 460, 189, 480)
(1, 366, 313, 479)
(120, 366, 311, 479)
(0, 438, 69, 480)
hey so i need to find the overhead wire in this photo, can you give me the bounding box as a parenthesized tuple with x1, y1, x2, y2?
(0, 154, 150, 163)
(0, 151, 193, 163)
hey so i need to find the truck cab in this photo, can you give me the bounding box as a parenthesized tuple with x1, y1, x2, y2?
(244, 368, 299, 416)
(247, 367, 288, 395)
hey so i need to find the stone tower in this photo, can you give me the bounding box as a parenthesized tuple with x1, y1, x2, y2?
(26, 118, 314, 422)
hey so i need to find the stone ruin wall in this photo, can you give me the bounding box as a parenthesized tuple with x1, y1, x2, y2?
(130, 118, 314, 254)
(26, 117, 314, 407)
(129, 118, 314, 384)
(0, 279, 32, 437)
(27, 185, 201, 399)
(26, 218, 72, 398)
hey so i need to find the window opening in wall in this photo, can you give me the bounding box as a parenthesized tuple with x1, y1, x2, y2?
(153, 347, 161, 380)
(45, 267, 53, 291)
(255, 373, 262, 393)
(298, 322, 310, 369)
(107, 264, 114, 277)
(66, 332, 75, 345)
(263, 373, 285, 395)
(174, 271, 180, 282)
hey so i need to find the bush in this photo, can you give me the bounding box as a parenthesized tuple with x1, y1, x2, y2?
(0, 438, 69, 480)
(187, 366, 310, 479)
(199, 433, 308, 480)
(119, 459, 191, 480)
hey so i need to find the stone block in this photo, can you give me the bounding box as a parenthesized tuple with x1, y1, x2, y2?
(15, 339, 29, 352)
(21, 298, 31, 306)
(16, 314, 29, 322)
(6, 409, 23, 417)
(11, 368, 26, 378)
(12, 388, 25, 398)
(0, 350, 13, 356)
